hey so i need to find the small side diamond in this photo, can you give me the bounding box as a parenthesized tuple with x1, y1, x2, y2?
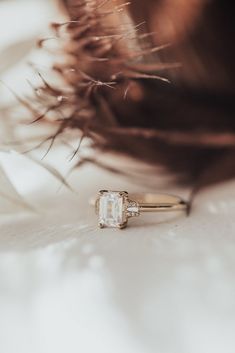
(127, 200, 140, 217)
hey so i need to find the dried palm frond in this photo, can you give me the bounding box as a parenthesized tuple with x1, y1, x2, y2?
(31, 0, 235, 190)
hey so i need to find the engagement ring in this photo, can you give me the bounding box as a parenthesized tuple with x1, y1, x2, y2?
(94, 190, 188, 229)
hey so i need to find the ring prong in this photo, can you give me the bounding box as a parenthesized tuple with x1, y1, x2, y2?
(99, 190, 108, 195)
(118, 222, 128, 229)
(98, 222, 105, 229)
(118, 191, 128, 197)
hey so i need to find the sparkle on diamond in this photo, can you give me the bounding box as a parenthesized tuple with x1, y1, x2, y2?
(98, 191, 127, 228)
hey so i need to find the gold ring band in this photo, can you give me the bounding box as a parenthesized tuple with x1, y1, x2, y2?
(93, 190, 188, 229)
(129, 193, 187, 213)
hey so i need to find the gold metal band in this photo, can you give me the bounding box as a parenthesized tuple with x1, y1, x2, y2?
(129, 193, 187, 213)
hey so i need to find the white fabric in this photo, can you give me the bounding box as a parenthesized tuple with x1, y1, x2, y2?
(1, 1, 235, 353)
(1, 151, 235, 353)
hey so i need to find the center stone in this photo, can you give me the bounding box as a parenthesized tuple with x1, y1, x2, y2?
(98, 191, 127, 228)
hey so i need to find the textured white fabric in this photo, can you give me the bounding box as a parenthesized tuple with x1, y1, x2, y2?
(1, 1, 235, 352)
(1, 152, 235, 353)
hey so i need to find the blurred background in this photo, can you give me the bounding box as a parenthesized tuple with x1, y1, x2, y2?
(1, 1, 235, 353)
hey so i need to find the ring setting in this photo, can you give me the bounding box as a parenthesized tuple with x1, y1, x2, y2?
(95, 190, 187, 229)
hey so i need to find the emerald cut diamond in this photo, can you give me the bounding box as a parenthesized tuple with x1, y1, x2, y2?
(97, 191, 128, 228)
